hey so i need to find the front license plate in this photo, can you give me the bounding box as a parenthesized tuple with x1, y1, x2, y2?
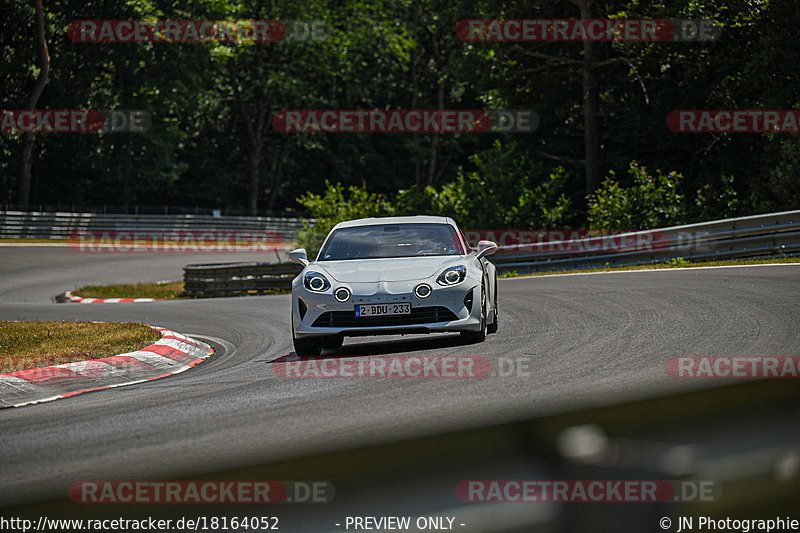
(355, 303, 411, 317)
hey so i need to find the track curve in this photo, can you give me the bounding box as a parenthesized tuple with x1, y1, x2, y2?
(0, 245, 798, 507)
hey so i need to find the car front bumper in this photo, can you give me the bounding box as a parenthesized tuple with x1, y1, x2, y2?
(292, 278, 482, 338)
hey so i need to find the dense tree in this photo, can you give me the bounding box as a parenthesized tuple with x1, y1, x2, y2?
(1, 0, 797, 223)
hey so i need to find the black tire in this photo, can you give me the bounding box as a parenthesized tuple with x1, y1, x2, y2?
(320, 335, 344, 350)
(293, 335, 322, 357)
(461, 283, 487, 343)
(487, 278, 498, 334)
(292, 315, 322, 357)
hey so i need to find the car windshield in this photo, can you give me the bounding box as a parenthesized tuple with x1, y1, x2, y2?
(318, 223, 465, 260)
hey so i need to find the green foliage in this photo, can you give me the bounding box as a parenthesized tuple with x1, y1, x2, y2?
(666, 257, 691, 268)
(297, 141, 574, 256)
(296, 181, 393, 256)
(753, 135, 800, 212)
(587, 162, 688, 230)
(666, 257, 690, 267)
(394, 140, 572, 229)
(693, 174, 739, 221)
(1, 0, 798, 222)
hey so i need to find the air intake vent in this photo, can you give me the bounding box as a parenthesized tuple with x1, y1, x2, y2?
(312, 306, 457, 328)
(463, 289, 474, 312)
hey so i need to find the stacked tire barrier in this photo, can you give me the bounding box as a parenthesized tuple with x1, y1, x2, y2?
(183, 262, 302, 297)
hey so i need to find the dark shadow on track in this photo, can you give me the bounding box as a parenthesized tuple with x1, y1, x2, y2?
(271, 333, 468, 362)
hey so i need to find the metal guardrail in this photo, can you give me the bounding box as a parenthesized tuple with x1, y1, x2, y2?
(490, 210, 800, 273)
(181, 211, 799, 297)
(0, 210, 305, 240)
(183, 262, 302, 297)
(2, 204, 305, 217)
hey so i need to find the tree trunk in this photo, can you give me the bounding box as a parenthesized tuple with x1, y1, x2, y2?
(576, 0, 602, 194)
(410, 7, 422, 186)
(248, 144, 262, 216)
(233, 83, 268, 216)
(411, 48, 422, 186)
(427, 77, 445, 186)
(265, 137, 291, 212)
(17, 0, 50, 207)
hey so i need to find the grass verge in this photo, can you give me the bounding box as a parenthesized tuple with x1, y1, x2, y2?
(74, 281, 188, 299)
(498, 256, 800, 278)
(72, 281, 290, 299)
(0, 238, 68, 244)
(0, 321, 161, 373)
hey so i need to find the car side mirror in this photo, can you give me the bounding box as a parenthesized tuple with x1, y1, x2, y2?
(475, 240, 498, 258)
(289, 248, 309, 267)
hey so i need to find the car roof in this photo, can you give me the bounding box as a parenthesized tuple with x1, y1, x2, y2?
(333, 215, 456, 230)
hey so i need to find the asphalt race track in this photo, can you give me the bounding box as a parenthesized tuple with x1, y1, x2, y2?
(0, 245, 799, 509)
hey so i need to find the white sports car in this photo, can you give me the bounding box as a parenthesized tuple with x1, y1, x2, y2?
(288, 215, 498, 356)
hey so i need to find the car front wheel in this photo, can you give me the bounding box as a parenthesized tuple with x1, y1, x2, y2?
(320, 335, 344, 350)
(293, 335, 322, 357)
(292, 315, 322, 357)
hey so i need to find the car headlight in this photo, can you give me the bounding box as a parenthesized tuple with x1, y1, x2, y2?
(304, 271, 331, 292)
(437, 265, 466, 286)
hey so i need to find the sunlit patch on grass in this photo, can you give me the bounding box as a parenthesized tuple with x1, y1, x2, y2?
(0, 321, 161, 373)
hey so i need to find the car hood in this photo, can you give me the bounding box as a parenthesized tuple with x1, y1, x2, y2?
(312, 256, 465, 283)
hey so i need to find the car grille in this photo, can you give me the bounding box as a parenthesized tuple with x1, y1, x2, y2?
(311, 306, 458, 328)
